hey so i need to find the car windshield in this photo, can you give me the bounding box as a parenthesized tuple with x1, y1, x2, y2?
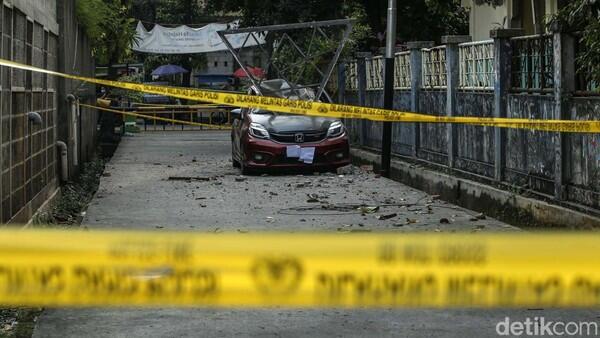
(250, 109, 278, 115)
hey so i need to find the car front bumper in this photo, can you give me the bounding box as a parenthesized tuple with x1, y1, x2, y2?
(242, 134, 351, 170)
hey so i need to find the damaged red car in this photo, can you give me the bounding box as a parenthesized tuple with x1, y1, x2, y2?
(231, 80, 350, 174)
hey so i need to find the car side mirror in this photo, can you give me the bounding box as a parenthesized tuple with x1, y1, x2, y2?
(231, 108, 243, 121)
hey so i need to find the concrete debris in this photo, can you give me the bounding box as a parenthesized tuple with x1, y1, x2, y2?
(470, 213, 487, 221)
(406, 218, 418, 224)
(168, 176, 211, 182)
(306, 194, 320, 203)
(358, 206, 379, 214)
(235, 176, 248, 182)
(376, 213, 398, 220)
(336, 165, 354, 175)
(360, 164, 374, 172)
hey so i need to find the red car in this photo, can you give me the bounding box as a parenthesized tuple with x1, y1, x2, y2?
(231, 81, 350, 174)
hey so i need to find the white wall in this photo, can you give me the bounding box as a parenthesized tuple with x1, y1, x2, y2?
(462, 0, 510, 41)
(202, 48, 264, 75)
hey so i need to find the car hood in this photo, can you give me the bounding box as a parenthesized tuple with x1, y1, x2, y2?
(250, 113, 338, 133)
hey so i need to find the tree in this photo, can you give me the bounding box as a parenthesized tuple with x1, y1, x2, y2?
(76, 0, 137, 78)
(207, 0, 468, 51)
(553, 0, 600, 89)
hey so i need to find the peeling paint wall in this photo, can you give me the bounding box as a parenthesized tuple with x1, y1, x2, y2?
(567, 97, 600, 208)
(419, 90, 447, 164)
(455, 92, 495, 177)
(392, 91, 412, 156)
(342, 86, 600, 210)
(505, 94, 556, 195)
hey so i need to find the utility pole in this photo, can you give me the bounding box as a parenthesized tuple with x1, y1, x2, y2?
(381, 0, 396, 177)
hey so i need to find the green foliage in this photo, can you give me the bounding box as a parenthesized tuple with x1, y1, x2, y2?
(76, 0, 137, 66)
(396, 0, 468, 43)
(33, 158, 106, 226)
(111, 73, 145, 102)
(206, 0, 467, 48)
(553, 0, 600, 89)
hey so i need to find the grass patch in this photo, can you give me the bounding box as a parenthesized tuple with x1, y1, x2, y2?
(32, 158, 106, 226)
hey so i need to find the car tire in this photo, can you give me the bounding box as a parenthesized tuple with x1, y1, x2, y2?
(232, 156, 241, 168)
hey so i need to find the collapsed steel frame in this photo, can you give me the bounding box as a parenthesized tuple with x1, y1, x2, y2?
(217, 19, 354, 102)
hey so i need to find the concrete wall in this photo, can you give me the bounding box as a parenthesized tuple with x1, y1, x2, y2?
(0, 0, 96, 223)
(57, 0, 97, 173)
(340, 31, 600, 216)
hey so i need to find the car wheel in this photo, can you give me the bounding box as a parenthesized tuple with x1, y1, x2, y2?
(232, 154, 241, 168)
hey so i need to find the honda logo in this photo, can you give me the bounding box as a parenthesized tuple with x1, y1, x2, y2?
(294, 133, 304, 143)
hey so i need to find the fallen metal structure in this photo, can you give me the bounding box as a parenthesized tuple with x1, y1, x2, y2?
(217, 19, 354, 102)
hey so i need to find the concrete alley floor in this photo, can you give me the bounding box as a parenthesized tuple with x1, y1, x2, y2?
(33, 131, 598, 338)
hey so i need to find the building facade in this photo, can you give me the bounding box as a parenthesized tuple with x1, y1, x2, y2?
(0, 0, 95, 223)
(461, 0, 567, 41)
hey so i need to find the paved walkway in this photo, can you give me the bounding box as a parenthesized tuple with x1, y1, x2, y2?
(33, 131, 598, 337)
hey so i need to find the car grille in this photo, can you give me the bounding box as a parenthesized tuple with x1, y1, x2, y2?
(270, 131, 327, 144)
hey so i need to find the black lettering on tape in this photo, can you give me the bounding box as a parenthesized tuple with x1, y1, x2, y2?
(570, 277, 600, 305)
(0, 266, 65, 294)
(437, 243, 486, 265)
(316, 272, 438, 304)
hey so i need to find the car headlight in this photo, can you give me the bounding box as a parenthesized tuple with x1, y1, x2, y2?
(327, 121, 345, 138)
(249, 122, 270, 139)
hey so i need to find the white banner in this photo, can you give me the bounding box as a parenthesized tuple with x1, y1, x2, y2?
(132, 21, 264, 54)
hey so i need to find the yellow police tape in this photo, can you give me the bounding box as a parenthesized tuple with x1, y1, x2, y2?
(1, 57, 599, 133)
(1, 229, 599, 308)
(80, 103, 230, 130)
(131, 102, 225, 108)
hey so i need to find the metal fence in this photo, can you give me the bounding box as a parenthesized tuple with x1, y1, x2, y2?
(365, 56, 384, 90)
(459, 40, 494, 91)
(345, 60, 358, 91)
(394, 51, 411, 90)
(135, 107, 232, 132)
(422, 46, 447, 89)
(510, 34, 554, 93)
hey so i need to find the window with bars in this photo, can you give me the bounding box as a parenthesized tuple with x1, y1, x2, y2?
(421, 46, 447, 89)
(510, 35, 554, 93)
(459, 40, 494, 91)
(344, 60, 358, 91)
(394, 52, 410, 89)
(365, 56, 384, 90)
